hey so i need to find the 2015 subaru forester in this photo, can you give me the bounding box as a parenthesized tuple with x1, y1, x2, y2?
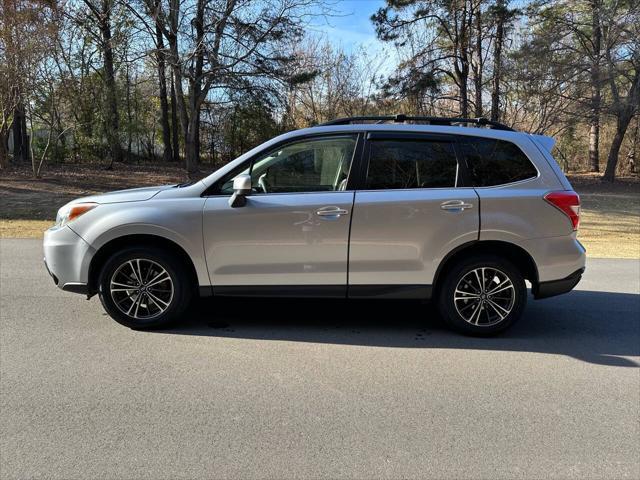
(43, 115, 586, 335)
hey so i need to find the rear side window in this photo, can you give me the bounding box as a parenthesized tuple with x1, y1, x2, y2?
(366, 140, 458, 190)
(457, 137, 537, 187)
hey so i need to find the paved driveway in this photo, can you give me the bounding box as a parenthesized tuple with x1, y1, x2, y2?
(1, 239, 639, 479)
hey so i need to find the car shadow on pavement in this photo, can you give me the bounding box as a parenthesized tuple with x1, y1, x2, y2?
(155, 289, 640, 368)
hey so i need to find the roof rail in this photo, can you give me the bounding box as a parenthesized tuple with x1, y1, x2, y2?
(318, 114, 515, 131)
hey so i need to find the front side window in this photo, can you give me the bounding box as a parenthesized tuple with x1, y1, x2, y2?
(219, 136, 357, 194)
(365, 139, 458, 190)
(457, 137, 538, 187)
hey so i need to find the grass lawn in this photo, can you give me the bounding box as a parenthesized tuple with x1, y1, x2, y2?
(569, 174, 639, 259)
(1, 164, 638, 259)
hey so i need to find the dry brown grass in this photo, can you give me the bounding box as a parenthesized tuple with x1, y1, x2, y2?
(1, 166, 638, 259)
(0, 162, 195, 221)
(569, 174, 640, 259)
(0, 162, 195, 239)
(0, 220, 53, 239)
(578, 209, 639, 258)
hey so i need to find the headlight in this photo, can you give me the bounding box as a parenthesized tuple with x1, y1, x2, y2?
(55, 203, 97, 228)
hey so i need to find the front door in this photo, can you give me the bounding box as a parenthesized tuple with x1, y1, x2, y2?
(202, 134, 360, 294)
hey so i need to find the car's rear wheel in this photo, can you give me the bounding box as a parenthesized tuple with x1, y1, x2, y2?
(438, 255, 526, 336)
(98, 247, 192, 329)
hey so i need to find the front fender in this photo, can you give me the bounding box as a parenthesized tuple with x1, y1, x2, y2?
(69, 198, 209, 286)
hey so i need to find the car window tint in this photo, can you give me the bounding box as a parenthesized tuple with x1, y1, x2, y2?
(219, 136, 357, 194)
(366, 140, 458, 190)
(458, 137, 538, 186)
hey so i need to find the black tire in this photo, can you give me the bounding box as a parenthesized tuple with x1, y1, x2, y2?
(437, 254, 527, 336)
(98, 246, 192, 329)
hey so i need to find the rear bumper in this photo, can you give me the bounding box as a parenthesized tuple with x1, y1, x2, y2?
(521, 235, 586, 283)
(533, 267, 584, 299)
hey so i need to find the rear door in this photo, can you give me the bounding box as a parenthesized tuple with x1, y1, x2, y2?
(348, 132, 479, 295)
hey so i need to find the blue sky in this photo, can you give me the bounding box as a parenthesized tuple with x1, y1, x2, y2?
(309, 0, 387, 53)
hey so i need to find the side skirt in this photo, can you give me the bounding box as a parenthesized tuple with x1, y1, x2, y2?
(348, 285, 432, 300)
(207, 285, 432, 300)
(213, 285, 346, 298)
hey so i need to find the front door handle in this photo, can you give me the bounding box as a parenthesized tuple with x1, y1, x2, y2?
(316, 206, 349, 217)
(441, 200, 473, 211)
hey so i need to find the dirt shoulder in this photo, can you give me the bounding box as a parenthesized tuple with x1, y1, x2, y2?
(0, 162, 194, 221)
(1, 166, 638, 259)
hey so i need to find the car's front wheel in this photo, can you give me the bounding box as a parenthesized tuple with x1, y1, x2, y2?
(98, 247, 192, 329)
(438, 255, 527, 336)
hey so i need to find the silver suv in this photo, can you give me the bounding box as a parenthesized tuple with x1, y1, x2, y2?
(43, 116, 586, 335)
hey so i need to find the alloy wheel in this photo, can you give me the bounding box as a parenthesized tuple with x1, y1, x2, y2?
(454, 267, 515, 326)
(109, 258, 174, 320)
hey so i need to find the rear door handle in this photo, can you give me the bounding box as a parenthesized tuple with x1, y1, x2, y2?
(316, 206, 349, 217)
(441, 200, 473, 211)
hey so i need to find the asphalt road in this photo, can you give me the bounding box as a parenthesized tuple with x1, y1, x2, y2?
(1, 239, 639, 480)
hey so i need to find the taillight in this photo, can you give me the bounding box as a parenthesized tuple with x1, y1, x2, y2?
(544, 191, 580, 230)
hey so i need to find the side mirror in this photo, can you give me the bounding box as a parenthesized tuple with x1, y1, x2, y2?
(228, 174, 252, 208)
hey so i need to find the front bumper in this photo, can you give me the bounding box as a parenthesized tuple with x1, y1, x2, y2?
(43, 226, 94, 295)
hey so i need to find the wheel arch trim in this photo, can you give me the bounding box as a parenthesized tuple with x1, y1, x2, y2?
(86, 230, 205, 296)
(432, 240, 539, 293)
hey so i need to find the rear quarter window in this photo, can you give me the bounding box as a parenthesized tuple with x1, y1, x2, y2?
(457, 137, 538, 187)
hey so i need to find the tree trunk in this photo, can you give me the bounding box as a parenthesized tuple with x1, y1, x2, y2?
(125, 62, 133, 162)
(457, 3, 470, 118)
(182, 85, 201, 174)
(170, 77, 179, 162)
(165, 0, 192, 172)
(195, 114, 201, 164)
(602, 57, 640, 182)
(99, 0, 122, 168)
(458, 64, 469, 118)
(12, 104, 28, 162)
(588, 0, 601, 172)
(167, 0, 204, 175)
(160, 0, 220, 173)
(491, 0, 505, 122)
(473, 8, 483, 118)
(188, 0, 205, 171)
(603, 110, 634, 182)
(0, 130, 9, 169)
(155, 17, 172, 163)
(184, 116, 199, 174)
(588, 122, 600, 172)
(168, 46, 191, 171)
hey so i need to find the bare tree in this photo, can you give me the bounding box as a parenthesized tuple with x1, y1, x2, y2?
(285, 39, 387, 126)
(145, 0, 317, 174)
(26, 62, 72, 177)
(0, 31, 20, 168)
(588, 0, 602, 172)
(597, 0, 638, 181)
(170, 75, 179, 161)
(471, 0, 484, 118)
(489, 0, 517, 122)
(0, 0, 56, 169)
(78, 0, 123, 167)
(602, 18, 640, 182)
(154, 0, 173, 162)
